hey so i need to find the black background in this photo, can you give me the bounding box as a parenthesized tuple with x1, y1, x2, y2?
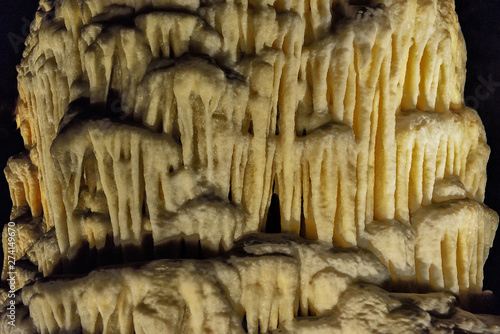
(0, 0, 499, 313)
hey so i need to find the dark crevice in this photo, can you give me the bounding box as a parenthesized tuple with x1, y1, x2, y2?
(247, 120, 254, 135)
(331, 1, 385, 32)
(150, 52, 246, 83)
(57, 94, 151, 136)
(349, 0, 378, 5)
(275, 108, 280, 136)
(452, 329, 477, 334)
(265, 191, 281, 234)
(300, 197, 307, 239)
(44, 233, 157, 277)
(153, 235, 212, 260)
(171, 113, 182, 145)
(187, 52, 246, 82)
(91, 5, 136, 27)
(242, 314, 248, 333)
(142, 194, 148, 215)
(155, 237, 182, 259)
(179, 237, 186, 258)
(183, 235, 201, 259)
(95, 310, 104, 332)
(91, 5, 199, 26)
(331, 2, 351, 22)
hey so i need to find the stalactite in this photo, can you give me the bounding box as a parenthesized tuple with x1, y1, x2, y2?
(5, 0, 496, 319)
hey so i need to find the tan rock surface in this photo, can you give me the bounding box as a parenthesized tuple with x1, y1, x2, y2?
(1, 0, 499, 333)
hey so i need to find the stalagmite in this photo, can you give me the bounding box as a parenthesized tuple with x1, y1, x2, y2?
(1, 0, 499, 332)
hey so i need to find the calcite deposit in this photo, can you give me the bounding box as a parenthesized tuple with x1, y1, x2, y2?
(1, 0, 499, 333)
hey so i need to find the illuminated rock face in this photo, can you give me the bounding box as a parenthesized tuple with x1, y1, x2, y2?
(1, 0, 499, 333)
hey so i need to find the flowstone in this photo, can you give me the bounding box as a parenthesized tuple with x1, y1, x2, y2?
(1, 0, 499, 333)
